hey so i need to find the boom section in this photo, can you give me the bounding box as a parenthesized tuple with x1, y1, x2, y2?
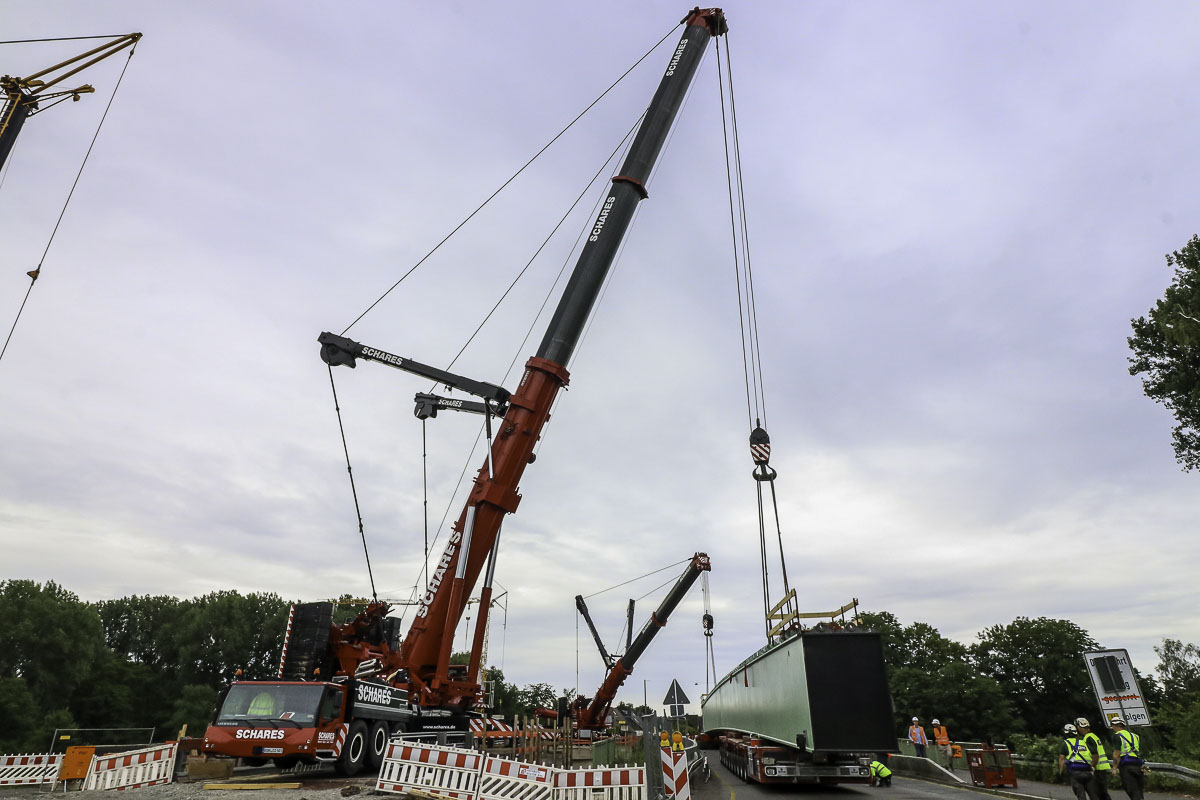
(577, 553, 711, 729)
(322, 8, 726, 710)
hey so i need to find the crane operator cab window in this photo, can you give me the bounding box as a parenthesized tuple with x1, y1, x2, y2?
(214, 684, 325, 727)
(318, 686, 344, 724)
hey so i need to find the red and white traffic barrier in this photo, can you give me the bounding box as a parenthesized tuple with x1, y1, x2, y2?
(660, 749, 690, 800)
(478, 754, 555, 800)
(554, 766, 645, 800)
(377, 740, 485, 800)
(0, 753, 62, 786)
(83, 743, 177, 791)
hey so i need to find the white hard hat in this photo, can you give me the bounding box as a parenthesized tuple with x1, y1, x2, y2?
(912, 717, 919, 722)
(1063, 723, 1078, 735)
(1111, 716, 1126, 726)
(932, 719, 940, 725)
(1075, 717, 1091, 729)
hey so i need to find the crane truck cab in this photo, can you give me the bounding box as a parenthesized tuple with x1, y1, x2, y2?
(202, 677, 415, 775)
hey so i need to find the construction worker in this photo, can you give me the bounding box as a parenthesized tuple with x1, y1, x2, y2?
(908, 717, 928, 758)
(869, 758, 893, 788)
(1058, 723, 1100, 800)
(247, 691, 276, 717)
(1078, 717, 1114, 800)
(1110, 716, 1145, 800)
(932, 718, 952, 762)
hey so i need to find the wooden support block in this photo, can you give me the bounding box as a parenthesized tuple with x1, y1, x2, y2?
(202, 783, 302, 790)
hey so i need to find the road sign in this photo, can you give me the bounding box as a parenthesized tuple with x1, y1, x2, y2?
(663, 680, 690, 718)
(1083, 649, 1151, 728)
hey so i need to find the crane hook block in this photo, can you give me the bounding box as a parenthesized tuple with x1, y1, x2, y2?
(749, 426, 771, 465)
(703, 612, 714, 634)
(319, 332, 357, 368)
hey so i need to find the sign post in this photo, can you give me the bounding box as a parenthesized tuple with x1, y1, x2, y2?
(1083, 649, 1152, 728)
(662, 680, 690, 719)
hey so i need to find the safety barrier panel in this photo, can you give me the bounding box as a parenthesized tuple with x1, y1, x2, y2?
(554, 766, 645, 800)
(83, 742, 178, 791)
(0, 753, 62, 786)
(478, 755, 556, 800)
(377, 740, 485, 800)
(660, 749, 690, 800)
(377, 742, 644, 800)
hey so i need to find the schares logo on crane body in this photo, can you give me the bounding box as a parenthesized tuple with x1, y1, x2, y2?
(356, 682, 394, 706)
(415, 528, 462, 618)
(665, 39, 688, 76)
(589, 196, 617, 242)
(234, 729, 286, 740)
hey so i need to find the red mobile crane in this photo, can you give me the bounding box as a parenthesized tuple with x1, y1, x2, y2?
(202, 7, 728, 776)
(573, 553, 711, 732)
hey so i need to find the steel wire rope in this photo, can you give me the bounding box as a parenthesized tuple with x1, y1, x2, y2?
(327, 366, 378, 602)
(583, 558, 689, 600)
(715, 39, 755, 431)
(725, 35, 768, 429)
(339, 23, 683, 336)
(1, 42, 136, 365)
(0, 35, 133, 44)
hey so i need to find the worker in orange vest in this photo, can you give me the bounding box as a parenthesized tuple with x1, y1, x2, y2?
(932, 719, 952, 761)
(908, 717, 928, 759)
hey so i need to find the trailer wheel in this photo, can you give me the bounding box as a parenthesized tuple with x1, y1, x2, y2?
(367, 720, 390, 769)
(335, 721, 368, 776)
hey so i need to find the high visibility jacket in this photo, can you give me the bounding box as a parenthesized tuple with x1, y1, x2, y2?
(908, 725, 928, 745)
(1116, 730, 1142, 762)
(1064, 737, 1092, 769)
(933, 725, 950, 745)
(1083, 732, 1112, 771)
(870, 761, 893, 779)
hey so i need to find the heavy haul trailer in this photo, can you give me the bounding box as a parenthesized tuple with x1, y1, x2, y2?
(702, 629, 895, 785)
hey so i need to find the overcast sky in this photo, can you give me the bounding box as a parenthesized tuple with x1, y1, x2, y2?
(3, 1, 1198, 719)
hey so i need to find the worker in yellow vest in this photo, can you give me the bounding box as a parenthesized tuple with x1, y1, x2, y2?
(869, 758, 893, 788)
(1110, 716, 1145, 800)
(1058, 723, 1100, 800)
(1077, 718, 1113, 800)
(932, 719, 952, 761)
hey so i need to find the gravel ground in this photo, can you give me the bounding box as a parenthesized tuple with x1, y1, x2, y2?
(0, 772, 380, 800)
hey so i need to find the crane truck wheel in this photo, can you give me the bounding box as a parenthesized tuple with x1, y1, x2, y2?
(366, 721, 389, 769)
(335, 721, 369, 777)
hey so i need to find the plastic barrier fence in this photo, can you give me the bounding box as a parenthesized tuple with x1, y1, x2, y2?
(377, 740, 485, 800)
(0, 753, 62, 786)
(83, 743, 178, 791)
(554, 766, 646, 800)
(477, 755, 555, 800)
(376, 742, 645, 800)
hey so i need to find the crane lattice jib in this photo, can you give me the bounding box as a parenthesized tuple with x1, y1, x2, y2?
(398, 8, 727, 709)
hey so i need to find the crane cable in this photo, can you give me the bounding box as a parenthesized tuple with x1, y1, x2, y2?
(716, 36, 795, 636)
(327, 366, 378, 603)
(339, 22, 683, 336)
(1, 41, 137, 365)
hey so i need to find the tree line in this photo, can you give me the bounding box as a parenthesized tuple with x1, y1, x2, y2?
(3, 580, 1198, 765)
(861, 611, 1200, 766)
(0, 581, 577, 754)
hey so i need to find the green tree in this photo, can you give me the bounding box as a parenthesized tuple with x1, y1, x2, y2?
(517, 682, 556, 715)
(163, 684, 220, 739)
(172, 591, 289, 685)
(1128, 234, 1200, 470)
(0, 677, 38, 753)
(484, 667, 521, 719)
(96, 594, 183, 671)
(972, 617, 1099, 735)
(0, 580, 106, 710)
(1155, 639, 1200, 706)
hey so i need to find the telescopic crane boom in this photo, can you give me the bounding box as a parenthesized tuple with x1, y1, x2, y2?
(317, 7, 727, 711)
(575, 553, 711, 730)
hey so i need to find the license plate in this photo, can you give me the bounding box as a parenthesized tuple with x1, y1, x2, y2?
(262, 748, 283, 755)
